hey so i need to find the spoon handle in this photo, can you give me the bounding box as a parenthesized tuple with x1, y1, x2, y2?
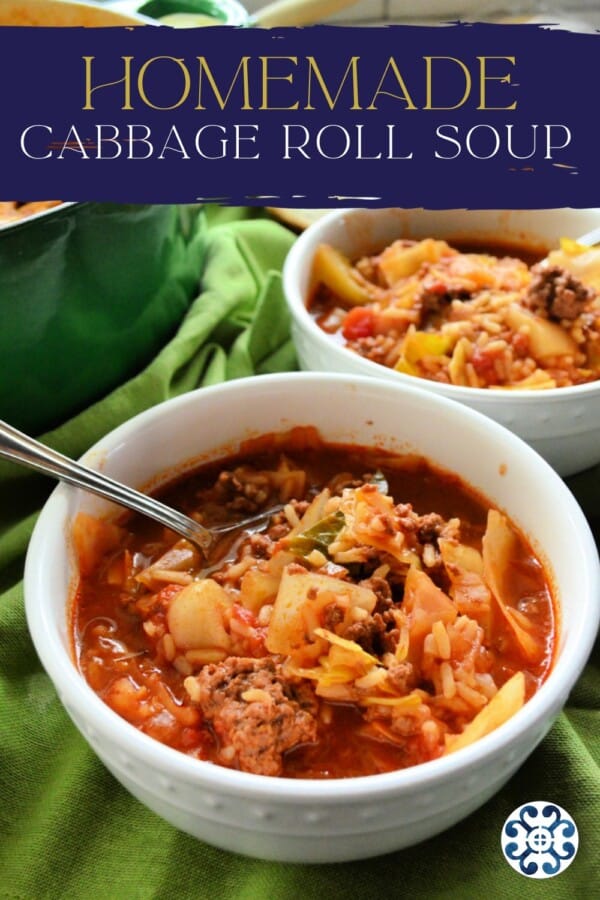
(0, 419, 213, 551)
(575, 225, 600, 247)
(253, 0, 359, 27)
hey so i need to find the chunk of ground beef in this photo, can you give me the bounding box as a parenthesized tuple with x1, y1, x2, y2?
(214, 469, 271, 513)
(322, 602, 345, 631)
(385, 661, 416, 694)
(419, 286, 470, 318)
(344, 613, 400, 655)
(415, 512, 447, 545)
(265, 500, 309, 542)
(343, 577, 399, 655)
(359, 576, 392, 610)
(185, 657, 318, 776)
(394, 504, 459, 548)
(247, 533, 274, 558)
(525, 264, 594, 321)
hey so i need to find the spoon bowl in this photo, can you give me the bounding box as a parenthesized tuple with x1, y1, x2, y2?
(0, 419, 279, 553)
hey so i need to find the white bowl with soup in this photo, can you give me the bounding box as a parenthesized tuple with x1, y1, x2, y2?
(24, 373, 599, 861)
(283, 208, 600, 476)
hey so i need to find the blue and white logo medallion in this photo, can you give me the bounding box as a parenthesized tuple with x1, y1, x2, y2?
(501, 801, 578, 878)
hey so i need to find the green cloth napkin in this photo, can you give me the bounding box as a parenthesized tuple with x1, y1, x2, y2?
(0, 209, 598, 899)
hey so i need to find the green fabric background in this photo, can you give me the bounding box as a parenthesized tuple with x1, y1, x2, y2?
(0, 209, 598, 899)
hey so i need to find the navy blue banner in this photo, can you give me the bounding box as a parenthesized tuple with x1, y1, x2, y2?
(1, 22, 599, 208)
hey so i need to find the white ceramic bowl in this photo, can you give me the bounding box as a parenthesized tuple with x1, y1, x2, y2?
(24, 373, 600, 863)
(283, 208, 600, 477)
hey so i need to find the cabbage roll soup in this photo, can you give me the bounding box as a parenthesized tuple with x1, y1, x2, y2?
(73, 430, 556, 778)
(309, 237, 600, 389)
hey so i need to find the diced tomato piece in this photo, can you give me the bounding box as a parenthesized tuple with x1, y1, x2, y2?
(470, 346, 500, 383)
(342, 307, 375, 340)
(156, 583, 184, 607)
(511, 331, 530, 358)
(231, 604, 258, 628)
(423, 281, 448, 295)
(179, 727, 208, 750)
(230, 604, 268, 656)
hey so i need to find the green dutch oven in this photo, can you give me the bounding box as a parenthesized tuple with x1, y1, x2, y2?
(0, 0, 210, 435)
(0, 0, 348, 432)
(0, 203, 205, 434)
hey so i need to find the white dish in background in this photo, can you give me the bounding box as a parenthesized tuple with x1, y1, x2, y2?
(283, 207, 600, 476)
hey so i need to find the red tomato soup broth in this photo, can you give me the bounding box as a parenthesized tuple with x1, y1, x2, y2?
(72, 429, 556, 779)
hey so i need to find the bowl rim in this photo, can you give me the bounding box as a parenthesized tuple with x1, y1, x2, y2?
(282, 207, 600, 404)
(24, 372, 600, 801)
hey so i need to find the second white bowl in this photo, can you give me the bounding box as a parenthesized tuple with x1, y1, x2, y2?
(283, 208, 600, 476)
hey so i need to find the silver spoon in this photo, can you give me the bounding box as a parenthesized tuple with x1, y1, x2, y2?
(0, 418, 279, 554)
(574, 225, 600, 247)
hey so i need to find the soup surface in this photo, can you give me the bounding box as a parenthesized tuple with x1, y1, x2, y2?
(309, 236, 600, 389)
(73, 429, 555, 778)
